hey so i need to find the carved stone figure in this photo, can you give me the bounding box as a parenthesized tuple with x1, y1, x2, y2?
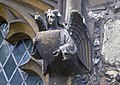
(32, 9, 92, 84)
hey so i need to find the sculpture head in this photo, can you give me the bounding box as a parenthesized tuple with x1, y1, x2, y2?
(44, 9, 63, 29)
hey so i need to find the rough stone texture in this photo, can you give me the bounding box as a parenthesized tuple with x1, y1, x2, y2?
(102, 19, 120, 84)
(87, 0, 120, 84)
(89, 0, 112, 7)
(102, 19, 120, 63)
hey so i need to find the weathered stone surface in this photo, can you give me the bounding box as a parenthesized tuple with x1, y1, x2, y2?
(102, 19, 120, 63)
(89, 0, 112, 7)
(101, 18, 120, 84)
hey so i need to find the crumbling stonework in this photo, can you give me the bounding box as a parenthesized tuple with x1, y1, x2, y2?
(103, 20, 120, 63)
(87, 12, 105, 85)
(87, 0, 120, 84)
(102, 17, 120, 85)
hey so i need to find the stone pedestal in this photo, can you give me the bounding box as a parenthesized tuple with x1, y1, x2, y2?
(49, 75, 70, 85)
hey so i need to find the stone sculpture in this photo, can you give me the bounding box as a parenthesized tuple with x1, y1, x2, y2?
(31, 9, 92, 85)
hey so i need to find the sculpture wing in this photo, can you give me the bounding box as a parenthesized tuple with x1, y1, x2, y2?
(30, 14, 46, 31)
(68, 10, 92, 71)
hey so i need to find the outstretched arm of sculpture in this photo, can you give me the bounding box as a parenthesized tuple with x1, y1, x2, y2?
(53, 29, 77, 60)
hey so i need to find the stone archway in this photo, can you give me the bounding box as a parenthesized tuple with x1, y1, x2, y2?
(0, 2, 46, 84)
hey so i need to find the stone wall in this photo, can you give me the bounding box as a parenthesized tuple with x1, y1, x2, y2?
(102, 13, 120, 85)
(87, 0, 120, 84)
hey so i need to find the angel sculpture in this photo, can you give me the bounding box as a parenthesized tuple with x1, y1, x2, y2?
(32, 9, 92, 76)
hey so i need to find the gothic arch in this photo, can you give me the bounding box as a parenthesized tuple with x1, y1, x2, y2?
(0, 2, 39, 33)
(6, 21, 35, 44)
(0, 1, 46, 83)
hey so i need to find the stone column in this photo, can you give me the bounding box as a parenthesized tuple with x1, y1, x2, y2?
(48, 74, 70, 85)
(58, 0, 66, 22)
(65, 0, 82, 22)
